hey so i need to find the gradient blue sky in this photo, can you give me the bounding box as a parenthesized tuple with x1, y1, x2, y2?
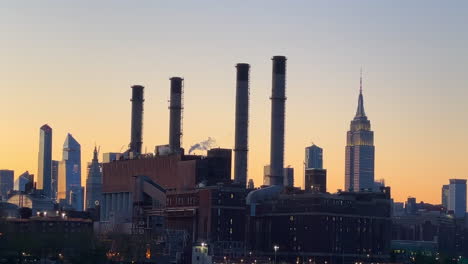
(1, 1, 467, 203)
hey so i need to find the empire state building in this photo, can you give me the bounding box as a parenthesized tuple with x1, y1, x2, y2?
(345, 74, 375, 192)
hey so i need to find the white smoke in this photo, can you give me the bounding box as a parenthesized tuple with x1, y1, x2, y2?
(188, 137, 217, 154)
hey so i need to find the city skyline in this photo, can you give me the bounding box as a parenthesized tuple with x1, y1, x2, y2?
(1, 1, 468, 204)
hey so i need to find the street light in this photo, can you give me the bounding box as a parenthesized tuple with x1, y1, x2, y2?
(273, 245, 279, 264)
(201, 242, 207, 252)
(200, 243, 207, 264)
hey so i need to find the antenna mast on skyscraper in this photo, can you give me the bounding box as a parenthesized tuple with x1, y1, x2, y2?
(360, 67, 363, 94)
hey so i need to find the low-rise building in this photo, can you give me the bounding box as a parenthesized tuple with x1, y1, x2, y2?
(0, 215, 93, 259)
(246, 189, 392, 264)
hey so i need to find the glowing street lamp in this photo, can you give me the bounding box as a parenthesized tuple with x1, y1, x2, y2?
(273, 245, 279, 264)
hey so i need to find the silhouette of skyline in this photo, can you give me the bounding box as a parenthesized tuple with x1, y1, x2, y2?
(1, 1, 467, 203)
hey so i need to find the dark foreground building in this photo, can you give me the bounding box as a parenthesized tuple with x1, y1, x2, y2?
(166, 185, 247, 257)
(100, 148, 247, 262)
(246, 189, 392, 264)
(0, 215, 94, 261)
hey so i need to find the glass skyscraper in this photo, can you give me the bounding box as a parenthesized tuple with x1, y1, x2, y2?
(37, 124, 52, 197)
(305, 144, 323, 169)
(345, 75, 375, 192)
(0, 170, 14, 200)
(58, 133, 83, 211)
(448, 179, 466, 218)
(14, 171, 33, 192)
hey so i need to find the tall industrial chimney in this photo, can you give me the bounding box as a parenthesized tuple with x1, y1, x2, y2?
(268, 56, 287, 186)
(130, 85, 144, 155)
(169, 77, 183, 153)
(233, 63, 250, 187)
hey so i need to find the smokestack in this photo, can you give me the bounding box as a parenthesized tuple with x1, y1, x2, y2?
(169, 77, 183, 153)
(268, 56, 287, 186)
(130, 85, 144, 155)
(234, 63, 250, 187)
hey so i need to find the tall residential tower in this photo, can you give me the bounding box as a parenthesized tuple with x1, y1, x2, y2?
(305, 144, 323, 169)
(345, 72, 375, 192)
(37, 124, 53, 197)
(305, 144, 327, 193)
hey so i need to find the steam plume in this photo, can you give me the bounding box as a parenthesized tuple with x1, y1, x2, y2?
(188, 137, 217, 154)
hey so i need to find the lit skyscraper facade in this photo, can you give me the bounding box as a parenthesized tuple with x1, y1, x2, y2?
(51, 160, 59, 201)
(442, 184, 449, 209)
(85, 147, 102, 210)
(0, 170, 14, 200)
(14, 171, 33, 192)
(448, 179, 466, 218)
(345, 74, 375, 192)
(58, 134, 83, 211)
(305, 144, 323, 169)
(37, 124, 53, 197)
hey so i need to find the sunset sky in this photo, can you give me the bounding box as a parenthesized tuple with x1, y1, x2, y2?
(1, 1, 467, 204)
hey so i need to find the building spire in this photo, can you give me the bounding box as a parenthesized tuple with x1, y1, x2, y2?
(360, 67, 362, 94)
(93, 145, 98, 161)
(355, 68, 366, 118)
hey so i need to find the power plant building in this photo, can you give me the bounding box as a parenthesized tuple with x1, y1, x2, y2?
(102, 152, 122, 163)
(246, 190, 392, 263)
(95, 56, 394, 262)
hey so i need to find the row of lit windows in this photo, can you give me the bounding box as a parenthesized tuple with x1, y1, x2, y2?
(167, 196, 197, 206)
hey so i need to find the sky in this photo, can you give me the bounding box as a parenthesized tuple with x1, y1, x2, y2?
(1, 1, 467, 203)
